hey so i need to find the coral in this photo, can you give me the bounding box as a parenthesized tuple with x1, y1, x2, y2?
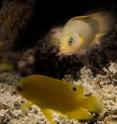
(79, 62, 117, 123)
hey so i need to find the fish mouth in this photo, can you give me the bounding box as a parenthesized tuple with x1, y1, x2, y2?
(60, 48, 74, 56)
(16, 85, 22, 92)
(16, 81, 24, 92)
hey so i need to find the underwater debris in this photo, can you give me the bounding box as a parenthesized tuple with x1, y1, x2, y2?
(17, 74, 103, 124)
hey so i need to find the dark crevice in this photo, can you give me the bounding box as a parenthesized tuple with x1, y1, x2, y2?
(12, 0, 117, 52)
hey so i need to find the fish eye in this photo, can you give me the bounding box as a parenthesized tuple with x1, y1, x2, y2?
(68, 37, 74, 46)
(16, 85, 23, 92)
(72, 87, 77, 91)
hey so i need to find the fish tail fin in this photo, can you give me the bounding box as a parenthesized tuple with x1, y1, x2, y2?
(90, 12, 115, 34)
(89, 12, 115, 47)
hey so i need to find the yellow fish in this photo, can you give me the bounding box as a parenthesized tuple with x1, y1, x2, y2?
(17, 75, 103, 124)
(60, 12, 114, 55)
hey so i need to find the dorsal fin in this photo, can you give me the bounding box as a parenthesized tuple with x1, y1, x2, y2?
(68, 15, 90, 23)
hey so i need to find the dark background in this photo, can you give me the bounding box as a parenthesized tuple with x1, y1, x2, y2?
(13, 0, 117, 50)
(33, 0, 117, 31)
(9, 0, 117, 78)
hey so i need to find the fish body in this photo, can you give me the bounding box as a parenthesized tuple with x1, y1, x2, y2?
(60, 12, 114, 55)
(17, 75, 103, 123)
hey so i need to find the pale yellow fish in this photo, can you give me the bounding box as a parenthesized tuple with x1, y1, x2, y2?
(60, 12, 114, 55)
(17, 75, 103, 124)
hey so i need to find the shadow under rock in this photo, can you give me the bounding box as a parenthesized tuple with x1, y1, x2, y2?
(34, 42, 83, 80)
(33, 27, 117, 80)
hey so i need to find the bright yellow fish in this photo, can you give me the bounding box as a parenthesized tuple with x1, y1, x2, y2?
(17, 75, 103, 124)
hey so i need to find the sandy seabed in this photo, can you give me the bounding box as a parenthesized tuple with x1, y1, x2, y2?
(0, 62, 117, 124)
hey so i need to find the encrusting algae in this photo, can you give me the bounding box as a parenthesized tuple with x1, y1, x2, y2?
(0, 63, 14, 72)
(17, 74, 103, 124)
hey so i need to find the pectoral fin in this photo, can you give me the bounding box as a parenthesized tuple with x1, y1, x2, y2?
(90, 33, 106, 46)
(79, 34, 85, 46)
(42, 109, 55, 124)
(42, 108, 66, 124)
